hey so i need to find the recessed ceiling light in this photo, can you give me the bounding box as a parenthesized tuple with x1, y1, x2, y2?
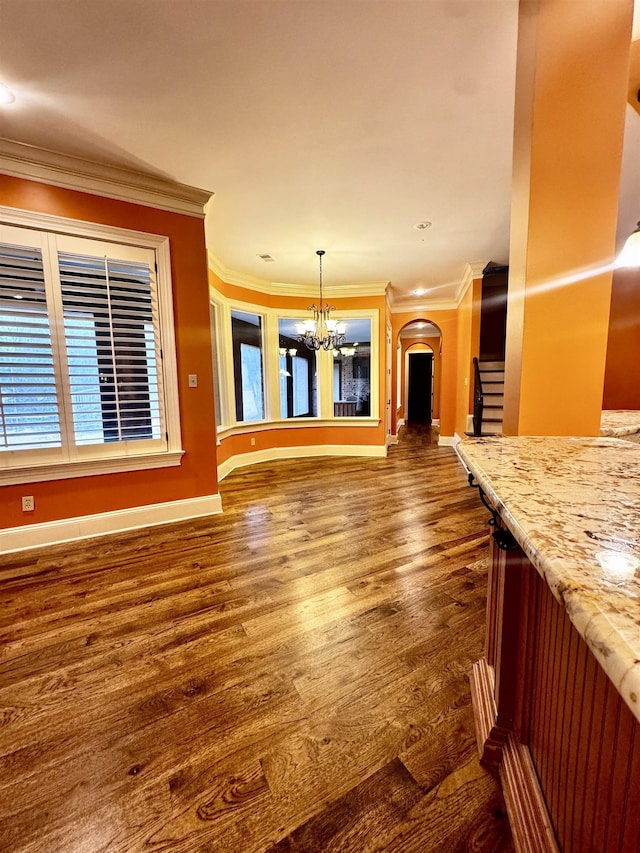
(0, 83, 16, 106)
(412, 288, 429, 295)
(413, 221, 432, 231)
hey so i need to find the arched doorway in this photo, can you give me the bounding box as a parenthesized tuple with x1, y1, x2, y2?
(397, 320, 442, 427)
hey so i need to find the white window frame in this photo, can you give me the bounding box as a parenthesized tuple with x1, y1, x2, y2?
(0, 206, 183, 485)
(210, 288, 380, 434)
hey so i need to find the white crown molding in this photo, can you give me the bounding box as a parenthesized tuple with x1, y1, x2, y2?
(0, 138, 213, 218)
(388, 261, 487, 314)
(208, 250, 274, 292)
(0, 493, 222, 554)
(208, 250, 389, 299)
(455, 261, 487, 303)
(218, 443, 387, 480)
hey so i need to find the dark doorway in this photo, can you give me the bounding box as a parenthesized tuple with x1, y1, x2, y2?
(479, 262, 509, 362)
(407, 352, 433, 423)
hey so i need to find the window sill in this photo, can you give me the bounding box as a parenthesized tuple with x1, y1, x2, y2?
(217, 417, 381, 439)
(0, 450, 185, 486)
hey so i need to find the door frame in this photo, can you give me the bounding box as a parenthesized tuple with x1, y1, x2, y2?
(405, 347, 434, 422)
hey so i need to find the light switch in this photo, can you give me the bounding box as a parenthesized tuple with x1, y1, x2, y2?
(188, 374, 198, 388)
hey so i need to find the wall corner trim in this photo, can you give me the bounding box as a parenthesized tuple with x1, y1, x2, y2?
(0, 493, 223, 554)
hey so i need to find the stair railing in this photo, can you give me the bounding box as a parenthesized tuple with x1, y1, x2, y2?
(472, 357, 483, 437)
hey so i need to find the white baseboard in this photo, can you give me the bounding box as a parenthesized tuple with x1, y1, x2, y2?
(218, 444, 387, 481)
(386, 433, 399, 448)
(396, 418, 406, 430)
(0, 493, 223, 554)
(438, 435, 456, 447)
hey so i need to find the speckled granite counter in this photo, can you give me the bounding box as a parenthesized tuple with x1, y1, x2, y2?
(600, 409, 640, 437)
(457, 435, 640, 724)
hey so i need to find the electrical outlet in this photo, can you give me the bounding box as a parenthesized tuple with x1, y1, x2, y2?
(250, 437, 256, 446)
(22, 495, 35, 512)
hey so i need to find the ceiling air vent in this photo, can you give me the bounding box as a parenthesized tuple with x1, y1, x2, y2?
(257, 253, 276, 262)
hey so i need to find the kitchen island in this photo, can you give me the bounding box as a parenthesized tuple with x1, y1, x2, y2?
(600, 409, 640, 437)
(457, 436, 640, 853)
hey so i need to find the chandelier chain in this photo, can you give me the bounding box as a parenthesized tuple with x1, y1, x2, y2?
(297, 250, 346, 352)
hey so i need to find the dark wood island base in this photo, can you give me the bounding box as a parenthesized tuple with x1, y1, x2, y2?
(471, 529, 640, 853)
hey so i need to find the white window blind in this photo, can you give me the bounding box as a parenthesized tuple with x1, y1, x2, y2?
(0, 243, 61, 451)
(58, 252, 162, 446)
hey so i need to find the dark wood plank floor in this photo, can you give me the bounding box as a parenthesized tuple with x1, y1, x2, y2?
(0, 426, 513, 852)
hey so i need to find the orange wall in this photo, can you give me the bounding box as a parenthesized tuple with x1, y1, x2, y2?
(0, 175, 218, 530)
(217, 424, 382, 465)
(210, 271, 387, 456)
(603, 268, 640, 410)
(391, 309, 458, 437)
(503, 0, 632, 436)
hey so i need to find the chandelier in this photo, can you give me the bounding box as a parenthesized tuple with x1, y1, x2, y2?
(297, 250, 346, 351)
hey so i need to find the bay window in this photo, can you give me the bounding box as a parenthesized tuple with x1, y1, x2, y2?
(211, 295, 378, 431)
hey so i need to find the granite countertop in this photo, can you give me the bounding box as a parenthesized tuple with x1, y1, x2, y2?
(600, 410, 640, 436)
(457, 435, 640, 724)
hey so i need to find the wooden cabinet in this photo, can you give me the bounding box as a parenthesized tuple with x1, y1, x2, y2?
(472, 527, 640, 852)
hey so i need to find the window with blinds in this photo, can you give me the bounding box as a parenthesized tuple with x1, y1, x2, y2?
(0, 220, 179, 478)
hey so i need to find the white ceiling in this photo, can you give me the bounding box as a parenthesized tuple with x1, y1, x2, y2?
(0, 1, 632, 305)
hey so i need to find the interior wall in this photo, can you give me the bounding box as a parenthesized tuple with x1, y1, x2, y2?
(0, 174, 218, 530)
(391, 309, 457, 438)
(603, 267, 640, 409)
(503, 0, 632, 436)
(397, 338, 441, 422)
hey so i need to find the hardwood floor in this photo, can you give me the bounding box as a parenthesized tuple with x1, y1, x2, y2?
(0, 427, 513, 852)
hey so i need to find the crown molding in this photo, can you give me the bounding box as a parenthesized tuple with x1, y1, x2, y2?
(208, 250, 389, 298)
(208, 251, 274, 292)
(0, 138, 213, 218)
(455, 260, 487, 302)
(388, 261, 487, 313)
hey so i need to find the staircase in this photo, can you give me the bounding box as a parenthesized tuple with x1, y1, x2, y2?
(473, 359, 504, 435)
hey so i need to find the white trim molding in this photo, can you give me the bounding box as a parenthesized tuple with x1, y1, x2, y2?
(0, 138, 212, 218)
(438, 435, 456, 447)
(208, 250, 389, 299)
(0, 493, 222, 554)
(388, 261, 487, 313)
(0, 451, 184, 487)
(218, 444, 387, 481)
(216, 417, 381, 439)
